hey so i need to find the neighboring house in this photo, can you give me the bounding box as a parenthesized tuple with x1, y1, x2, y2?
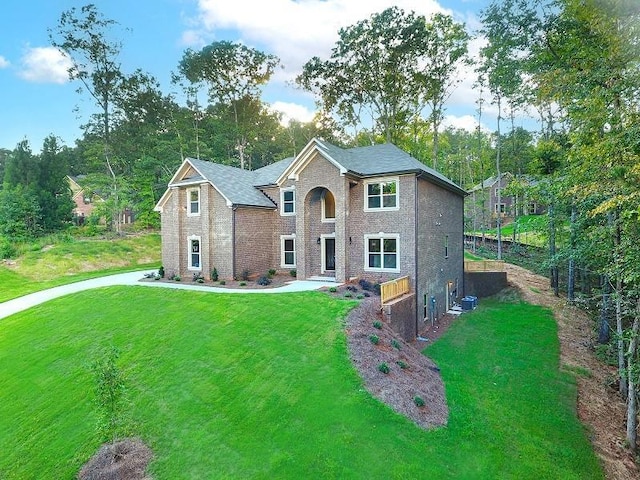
(67, 175, 100, 225)
(155, 138, 466, 332)
(66, 175, 134, 226)
(466, 173, 543, 228)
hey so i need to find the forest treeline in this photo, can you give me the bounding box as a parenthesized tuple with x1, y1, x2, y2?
(0, 0, 639, 455)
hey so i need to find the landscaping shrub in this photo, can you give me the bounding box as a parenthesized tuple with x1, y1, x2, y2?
(413, 396, 425, 407)
(239, 281, 247, 286)
(369, 334, 380, 345)
(344, 291, 353, 298)
(377, 362, 390, 374)
(192, 273, 205, 283)
(396, 360, 408, 369)
(356, 294, 365, 299)
(240, 269, 250, 281)
(289, 269, 297, 277)
(329, 286, 337, 293)
(391, 339, 401, 350)
(267, 269, 276, 278)
(158, 265, 165, 278)
(219, 280, 226, 285)
(257, 275, 271, 286)
(211, 268, 218, 281)
(373, 320, 382, 329)
(358, 278, 373, 291)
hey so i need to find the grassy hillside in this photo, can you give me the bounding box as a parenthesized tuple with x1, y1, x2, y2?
(0, 288, 603, 479)
(0, 232, 160, 302)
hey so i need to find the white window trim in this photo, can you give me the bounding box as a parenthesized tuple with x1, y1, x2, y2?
(495, 203, 506, 214)
(364, 233, 400, 273)
(187, 235, 202, 271)
(187, 187, 200, 217)
(280, 187, 296, 216)
(321, 190, 336, 223)
(364, 177, 400, 212)
(280, 234, 296, 268)
(321, 233, 336, 274)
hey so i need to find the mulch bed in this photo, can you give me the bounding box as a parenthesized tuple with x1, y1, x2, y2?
(78, 438, 153, 480)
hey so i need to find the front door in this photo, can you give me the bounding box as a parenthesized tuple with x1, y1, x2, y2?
(323, 237, 336, 273)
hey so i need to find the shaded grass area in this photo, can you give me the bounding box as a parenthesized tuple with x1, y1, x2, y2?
(0, 233, 160, 302)
(0, 289, 602, 479)
(425, 298, 602, 479)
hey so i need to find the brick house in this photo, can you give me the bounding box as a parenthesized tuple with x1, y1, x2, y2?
(155, 138, 466, 334)
(466, 172, 543, 228)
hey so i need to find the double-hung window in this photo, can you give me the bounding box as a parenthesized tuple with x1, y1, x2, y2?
(281, 188, 295, 216)
(365, 178, 398, 211)
(365, 234, 400, 272)
(281, 235, 296, 268)
(188, 188, 200, 216)
(188, 236, 201, 270)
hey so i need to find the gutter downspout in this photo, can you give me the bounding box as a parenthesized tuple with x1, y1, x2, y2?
(232, 206, 237, 279)
(414, 176, 419, 338)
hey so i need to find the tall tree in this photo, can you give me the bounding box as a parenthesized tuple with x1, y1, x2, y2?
(50, 4, 127, 233)
(177, 41, 279, 169)
(297, 7, 428, 144)
(418, 13, 470, 167)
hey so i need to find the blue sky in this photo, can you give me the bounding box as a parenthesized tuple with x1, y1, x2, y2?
(0, 0, 498, 153)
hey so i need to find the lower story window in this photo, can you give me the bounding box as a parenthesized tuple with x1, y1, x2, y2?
(281, 235, 296, 268)
(188, 236, 201, 270)
(365, 234, 399, 272)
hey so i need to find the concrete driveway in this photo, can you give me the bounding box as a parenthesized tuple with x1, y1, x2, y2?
(0, 270, 339, 320)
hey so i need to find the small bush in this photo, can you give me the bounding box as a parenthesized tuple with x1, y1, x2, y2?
(373, 320, 382, 329)
(268, 269, 277, 278)
(289, 269, 297, 277)
(363, 291, 371, 297)
(158, 265, 165, 278)
(172, 275, 181, 282)
(257, 275, 271, 286)
(358, 278, 374, 291)
(329, 286, 337, 293)
(192, 273, 205, 282)
(346, 285, 358, 292)
(356, 294, 365, 300)
(239, 281, 247, 286)
(219, 280, 226, 285)
(413, 396, 425, 407)
(344, 291, 353, 298)
(373, 283, 381, 296)
(211, 268, 218, 281)
(391, 339, 401, 350)
(240, 269, 250, 281)
(378, 362, 390, 374)
(396, 360, 408, 369)
(369, 334, 380, 345)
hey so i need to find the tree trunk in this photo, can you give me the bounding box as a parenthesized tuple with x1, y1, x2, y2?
(495, 95, 502, 261)
(598, 275, 611, 344)
(549, 203, 558, 296)
(567, 205, 577, 302)
(626, 298, 639, 452)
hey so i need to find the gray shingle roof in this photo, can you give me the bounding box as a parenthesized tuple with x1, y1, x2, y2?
(186, 158, 276, 208)
(314, 139, 466, 195)
(172, 139, 465, 208)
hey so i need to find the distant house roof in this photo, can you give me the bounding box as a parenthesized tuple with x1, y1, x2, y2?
(155, 138, 466, 211)
(469, 172, 513, 193)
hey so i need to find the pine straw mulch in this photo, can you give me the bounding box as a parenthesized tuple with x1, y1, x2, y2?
(343, 294, 449, 429)
(78, 438, 153, 480)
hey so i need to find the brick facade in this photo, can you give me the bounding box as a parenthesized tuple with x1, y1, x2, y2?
(156, 140, 466, 337)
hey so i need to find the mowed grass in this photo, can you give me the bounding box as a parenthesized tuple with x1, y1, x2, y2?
(0, 288, 603, 479)
(0, 233, 160, 302)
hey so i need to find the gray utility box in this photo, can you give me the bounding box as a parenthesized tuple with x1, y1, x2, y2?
(461, 296, 478, 311)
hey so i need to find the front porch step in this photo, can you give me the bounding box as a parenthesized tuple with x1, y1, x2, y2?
(307, 276, 337, 282)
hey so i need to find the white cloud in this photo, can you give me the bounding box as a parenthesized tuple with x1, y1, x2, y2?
(0, 56, 9, 68)
(270, 101, 315, 125)
(18, 47, 72, 84)
(442, 114, 489, 133)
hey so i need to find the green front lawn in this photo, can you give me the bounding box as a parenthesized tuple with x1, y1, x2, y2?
(0, 289, 602, 479)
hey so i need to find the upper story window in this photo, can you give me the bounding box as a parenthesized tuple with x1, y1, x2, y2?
(365, 234, 400, 272)
(188, 188, 200, 216)
(281, 188, 295, 216)
(365, 178, 398, 211)
(322, 190, 335, 222)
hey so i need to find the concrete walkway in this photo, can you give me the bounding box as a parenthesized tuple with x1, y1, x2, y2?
(0, 270, 340, 320)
